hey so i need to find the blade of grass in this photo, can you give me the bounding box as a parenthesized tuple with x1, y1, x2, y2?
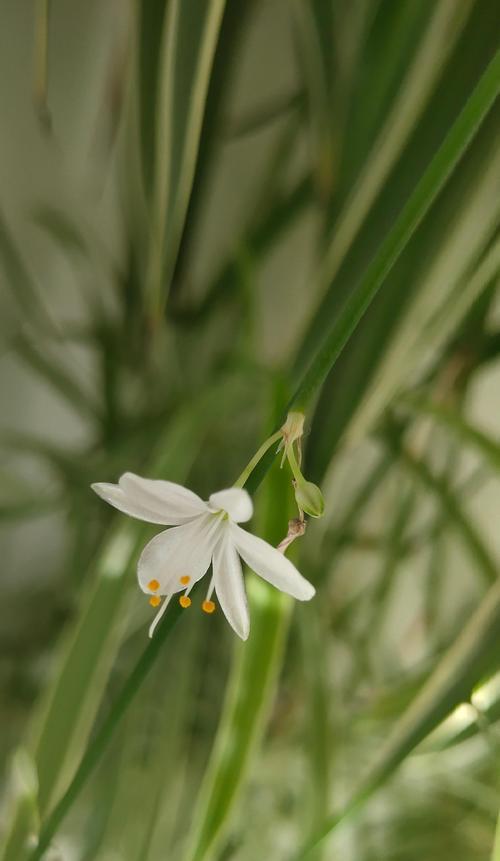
(146, 0, 226, 321)
(15, 335, 101, 422)
(405, 398, 500, 473)
(296, 573, 500, 859)
(394, 440, 497, 585)
(29, 600, 184, 861)
(0, 215, 55, 333)
(288, 48, 500, 415)
(343, 153, 500, 447)
(182, 434, 295, 861)
(0, 406, 205, 861)
(319, 0, 475, 290)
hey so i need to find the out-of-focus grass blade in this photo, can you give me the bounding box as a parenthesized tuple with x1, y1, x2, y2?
(344, 152, 500, 447)
(146, 0, 226, 320)
(33, 0, 51, 133)
(31, 206, 88, 258)
(0, 409, 204, 861)
(1, 750, 39, 861)
(223, 89, 303, 140)
(395, 442, 497, 585)
(297, 575, 500, 859)
(136, 0, 169, 199)
(173, 173, 312, 327)
(183, 458, 294, 861)
(15, 335, 101, 422)
(319, 0, 474, 289)
(0, 215, 55, 333)
(492, 809, 500, 861)
(405, 399, 500, 473)
(426, 672, 500, 750)
(288, 48, 500, 416)
(299, 604, 331, 861)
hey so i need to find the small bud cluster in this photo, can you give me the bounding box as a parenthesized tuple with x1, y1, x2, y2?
(279, 412, 325, 519)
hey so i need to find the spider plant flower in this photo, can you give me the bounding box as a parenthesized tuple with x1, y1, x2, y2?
(92, 473, 315, 640)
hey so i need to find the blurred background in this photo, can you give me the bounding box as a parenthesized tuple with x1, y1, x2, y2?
(0, 1, 499, 859)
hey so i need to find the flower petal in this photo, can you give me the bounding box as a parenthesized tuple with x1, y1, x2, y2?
(231, 524, 315, 601)
(92, 473, 207, 526)
(137, 514, 222, 594)
(120, 473, 207, 522)
(92, 482, 170, 525)
(208, 488, 253, 523)
(213, 529, 250, 640)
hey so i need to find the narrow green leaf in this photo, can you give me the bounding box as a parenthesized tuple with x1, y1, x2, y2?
(319, 0, 474, 289)
(492, 809, 500, 861)
(146, 0, 226, 319)
(395, 442, 497, 585)
(15, 335, 101, 422)
(29, 601, 184, 861)
(31, 206, 88, 257)
(297, 575, 500, 858)
(183, 457, 294, 861)
(288, 48, 500, 414)
(406, 398, 500, 473)
(136, 0, 169, 199)
(0, 407, 205, 861)
(0, 215, 55, 332)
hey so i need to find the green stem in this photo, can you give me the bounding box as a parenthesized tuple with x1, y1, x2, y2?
(286, 442, 303, 485)
(30, 602, 183, 861)
(233, 430, 282, 488)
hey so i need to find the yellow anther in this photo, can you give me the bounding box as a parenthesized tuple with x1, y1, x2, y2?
(149, 595, 161, 608)
(202, 600, 216, 614)
(179, 595, 192, 608)
(148, 579, 160, 592)
(179, 575, 191, 585)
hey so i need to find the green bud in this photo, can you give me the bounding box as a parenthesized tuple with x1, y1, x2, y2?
(294, 479, 325, 518)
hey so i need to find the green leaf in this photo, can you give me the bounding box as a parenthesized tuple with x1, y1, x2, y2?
(288, 48, 500, 416)
(406, 398, 500, 473)
(183, 444, 294, 861)
(297, 575, 500, 859)
(0, 215, 55, 333)
(0, 407, 205, 861)
(146, 0, 226, 319)
(395, 441, 497, 585)
(318, 0, 474, 289)
(15, 335, 101, 422)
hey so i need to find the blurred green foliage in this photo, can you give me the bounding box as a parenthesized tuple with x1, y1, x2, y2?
(0, 1, 499, 860)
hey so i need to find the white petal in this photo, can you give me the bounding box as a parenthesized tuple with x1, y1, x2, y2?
(120, 473, 207, 522)
(213, 529, 250, 640)
(208, 488, 253, 523)
(92, 473, 206, 526)
(231, 524, 315, 601)
(137, 514, 222, 594)
(92, 482, 171, 525)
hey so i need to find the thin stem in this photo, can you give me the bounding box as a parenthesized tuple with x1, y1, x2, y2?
(286, 442, 303, 485)
(30, 602, 183, 861)
(233, 430, 282, 488)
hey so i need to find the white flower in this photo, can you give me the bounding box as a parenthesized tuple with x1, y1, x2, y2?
(92, 472, 315, 640)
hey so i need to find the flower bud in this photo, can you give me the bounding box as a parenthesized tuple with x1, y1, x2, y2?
(294, 478, 325, 518)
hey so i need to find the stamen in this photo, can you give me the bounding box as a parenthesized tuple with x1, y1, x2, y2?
(149, 595, 161, 607)
(149, 595, 171, 638)
(148, 579, 160, 592)
(202, 600, 216, 614)
(179, 575, 190, 585)
(179, 595, 192, 608)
